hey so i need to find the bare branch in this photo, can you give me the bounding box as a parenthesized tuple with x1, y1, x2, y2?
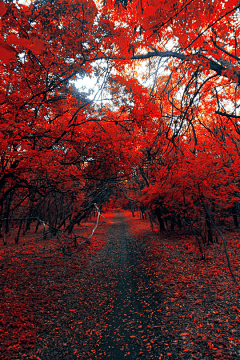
(88, 203, 101, 241)
(132, 50, 187, 61)
(216, 111, 240, 119)
(211, 37, 240, 62)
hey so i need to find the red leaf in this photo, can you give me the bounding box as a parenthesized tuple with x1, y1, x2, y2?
(0, 1, 6, 17)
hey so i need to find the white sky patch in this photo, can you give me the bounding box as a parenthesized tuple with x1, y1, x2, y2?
(74, 76, 100, 100)
(73, 59, 117, 105)
(16, 0, 31, 5)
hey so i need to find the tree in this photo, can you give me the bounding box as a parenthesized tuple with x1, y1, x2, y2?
(0, 0, 240, 248)
(0, 0, 113, 238)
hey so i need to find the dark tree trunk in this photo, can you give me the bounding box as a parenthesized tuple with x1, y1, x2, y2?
(130, 201, 135, 217)
(232, 204, 239, 228)
(155, 208, 166, 231)
(67, 211, 89, 234)
(35, 219, 41, 233)
(15, 219, 23, 244)
(177, 216, 182, 229)
(4, 194, 11, 234)
(206, 214, 213, 243)
(170, 215, 175, 231)
(23, 216, 31, 235)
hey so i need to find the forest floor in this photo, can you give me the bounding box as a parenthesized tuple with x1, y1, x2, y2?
(0, 210, 240, 359)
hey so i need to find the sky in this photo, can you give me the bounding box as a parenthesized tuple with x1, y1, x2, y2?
(15, 0, 168, 104)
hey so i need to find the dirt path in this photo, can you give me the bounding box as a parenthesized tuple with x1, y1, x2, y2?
(2, 210, 240, 359)
(21, 210, 164, 360)
(94, 211, 163, 359)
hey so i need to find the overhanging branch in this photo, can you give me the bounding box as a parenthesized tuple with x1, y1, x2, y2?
(216, 111, 240, 119)
(132, 50, 187, 61)
(131, 51, 239, 84)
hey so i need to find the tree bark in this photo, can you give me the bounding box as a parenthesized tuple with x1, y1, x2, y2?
(155, 208, 166, 231)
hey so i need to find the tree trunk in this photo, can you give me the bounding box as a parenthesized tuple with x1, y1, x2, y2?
(206, 214, 214, 243)
(155, 208, 166, 231)
(15, 219, 23, 244)
(232, 204, 239, 228)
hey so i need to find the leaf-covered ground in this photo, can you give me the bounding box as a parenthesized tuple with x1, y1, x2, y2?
(0, 213, 114, 359)
(0, 210, 240, 359)
(126, 211, 240, 359)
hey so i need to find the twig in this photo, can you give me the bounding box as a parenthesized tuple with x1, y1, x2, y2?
(75, 203, 101, 246)
(88, 203, 101, 241)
